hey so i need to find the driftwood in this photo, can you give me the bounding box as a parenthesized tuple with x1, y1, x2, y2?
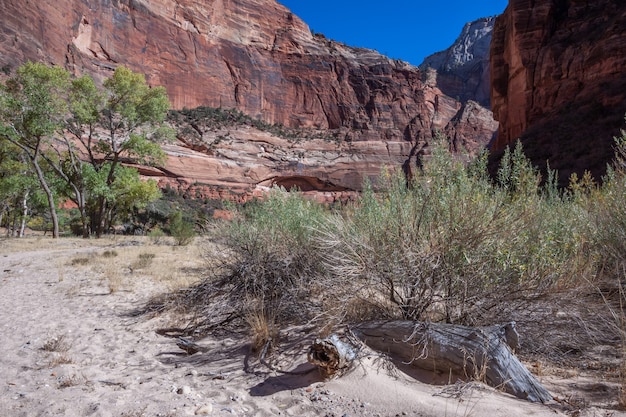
(308, 321, 552, 403)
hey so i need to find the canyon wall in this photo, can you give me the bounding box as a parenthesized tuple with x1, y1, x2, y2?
(0, 0, 497, 195)
(421, 17, 495, 108)
(490, 0, 626, 182)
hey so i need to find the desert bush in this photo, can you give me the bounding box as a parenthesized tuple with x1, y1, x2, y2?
(132, 253, 156, 270)
(145, 134, 616, 343)
(588, 133, 626, 278)
(218, 188, 329, 322)
(153, 188, 332, 338)
(316, 139, 589, 325)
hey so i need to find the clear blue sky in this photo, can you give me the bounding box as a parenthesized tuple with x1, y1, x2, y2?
(278, 1, 509, 66)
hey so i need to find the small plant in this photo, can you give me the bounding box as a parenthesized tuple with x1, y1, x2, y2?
(70, 256, 92, 266)
(168, 211, 195, 246)
(102, 250, 118, 258)
(133, 253, 156, 270)
(147, 228, 167, 245)
(42, 335, 70, 352)
(119, 408, 148, 417)
(49, 354, 73, 367)
(57, 374, 82, 389)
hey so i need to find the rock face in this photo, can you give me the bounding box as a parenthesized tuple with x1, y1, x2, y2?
(0, 0, 497, 196)
(490, 0, 626, 183)
(420, 17, 495, 107)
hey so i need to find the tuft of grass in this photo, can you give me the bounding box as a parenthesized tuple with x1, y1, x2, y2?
(70, 256, 92, 266)
(49, 354, 74, 367)
(132, 253, 156, 270)
(57, 374, 82, 389)
(245, 303, 278, 353)
(42, 335, 70, 352)
(102, 250, 118, 258)
(119, 409, 148, 417)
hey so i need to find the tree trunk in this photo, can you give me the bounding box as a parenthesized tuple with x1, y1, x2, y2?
(308, 321, 552, 403)
(5, 136, 59, 238)
(19, 191, 28, 237)
(31, 157, 59, 238)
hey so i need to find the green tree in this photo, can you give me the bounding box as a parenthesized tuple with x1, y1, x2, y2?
(1, 63, 171, 238)
(0, 140, 45, 236)
(0, 62, 70, 238)
(46, 66, 171, 236)
(72, 67, 169, 236)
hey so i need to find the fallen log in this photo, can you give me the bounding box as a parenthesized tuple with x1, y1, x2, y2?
(307, 334, 357, 378)
(308, 321, 552, 403)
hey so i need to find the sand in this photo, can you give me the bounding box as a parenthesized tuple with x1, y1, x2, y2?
(0, 236, 622, 417)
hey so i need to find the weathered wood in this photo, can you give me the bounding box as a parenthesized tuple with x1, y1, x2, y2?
(307, 321, 551, 403)
(307, 334, 357, 378)
(351, 321, 552, 403)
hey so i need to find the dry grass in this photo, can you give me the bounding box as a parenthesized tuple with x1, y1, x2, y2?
(56, 374, 83, 389)
(41, 335, 74, 367)
(48, 354, 74, 367)
(119, 408, 148, 417)
(41, 335, 70, 353)
(245, 303, 278, 352)
(1, 235, 208, 297)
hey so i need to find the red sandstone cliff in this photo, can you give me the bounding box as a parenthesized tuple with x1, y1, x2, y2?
(0, 0, 496, 195)
(490, 0, 626, 183)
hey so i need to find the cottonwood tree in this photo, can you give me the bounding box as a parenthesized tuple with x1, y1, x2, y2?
(0, 140, 44, 236)
(0, 62, 70, 238)
(48, 67, 171, 236)
(1, 63, 171, 238)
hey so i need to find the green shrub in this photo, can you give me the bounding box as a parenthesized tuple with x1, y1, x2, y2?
(160, 133, 622, 337)
(168, 211, 195, 246)
(147, 227, 167, 245)
(218, 188, 329, 322)
(588, 131, 626, 277)
(316, 139, 589, 325)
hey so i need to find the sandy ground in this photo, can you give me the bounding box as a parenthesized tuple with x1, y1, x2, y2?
(0, 236, 623, 417)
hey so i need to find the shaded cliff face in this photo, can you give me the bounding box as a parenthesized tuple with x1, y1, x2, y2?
(490, 0, 626, 183)
(420, 17, 495, 108)
(0, 0, 497, 195)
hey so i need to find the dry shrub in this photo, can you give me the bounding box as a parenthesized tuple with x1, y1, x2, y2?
(106, 266, 124, 293)
(136, 188, 330, 338)
(49, 354, 73, 367)
(42, 335, 73, 366)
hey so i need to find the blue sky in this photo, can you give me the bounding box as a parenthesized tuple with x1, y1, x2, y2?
(278, 1, 509, 66)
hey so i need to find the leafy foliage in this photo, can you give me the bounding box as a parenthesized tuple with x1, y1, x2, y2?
(0, 62, 71, 237)
(0, 63, 170, 237)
